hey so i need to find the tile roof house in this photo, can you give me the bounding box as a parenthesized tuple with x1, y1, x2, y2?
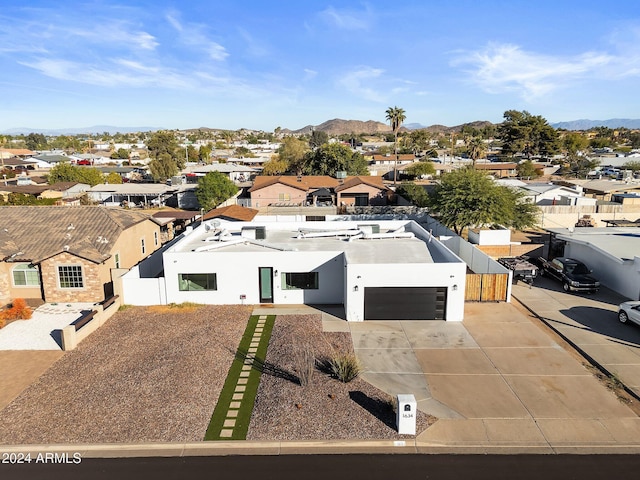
(248, 175, 393, 207)
(202, 205, 259, 222)
(0, 206, 161, 306)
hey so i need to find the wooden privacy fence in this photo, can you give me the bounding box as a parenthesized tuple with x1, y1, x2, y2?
(465, 273, 509, 302)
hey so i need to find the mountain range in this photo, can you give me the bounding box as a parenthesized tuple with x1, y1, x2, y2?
(550, 119, 640, 130)
(3, 118, 640, 137)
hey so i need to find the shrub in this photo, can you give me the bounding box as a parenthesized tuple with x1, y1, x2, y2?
(292, 342, 315, 387)
(326, 352, 361, 383)
(0, 298, 33, 322)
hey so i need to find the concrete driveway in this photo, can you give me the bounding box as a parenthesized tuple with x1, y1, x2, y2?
(347, 301, 640, 452)
(512, 277, 640, 400)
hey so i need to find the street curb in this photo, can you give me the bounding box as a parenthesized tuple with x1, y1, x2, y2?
(3, 440, 640, 458)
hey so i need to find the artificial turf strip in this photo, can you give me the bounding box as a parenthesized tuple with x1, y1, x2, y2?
(204, 314, 275, 441)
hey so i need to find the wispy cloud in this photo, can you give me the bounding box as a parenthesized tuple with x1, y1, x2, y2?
(452, 42, 627, 100)
(303, 68, 318, 80)
(318, 4, 374, 30)
(165, 11, 228, 61)
(337, 66, 385, 102)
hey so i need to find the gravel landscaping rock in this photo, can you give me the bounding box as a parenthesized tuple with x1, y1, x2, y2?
(0, 304, 252, 444)
(247, 314, 436, 440)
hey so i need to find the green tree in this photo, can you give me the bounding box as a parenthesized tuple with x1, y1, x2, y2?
(149, 153, 179, 182)
(146, 131, 179, 160)
(309, 130, 329, 149)
(46, 162, 105, 186)
(261, 155, 289, 175)
(516, 160, 541, 179)
(562, 132, 589, 155)
(198, 144, 213, 163)
(405, 161, 436, 179)
(110, 148, 130, 160)
(466, 137, 487, 167)
(25, 133, 48, 151)
(277, 137, 309, 174)
(623, 160, 640, 172)
(302, 143, 368, 176)
(105, 172, 123, 184)
(195, 172, 239, 211)
(404, 130, 432, 155)
(385, 106, 407, 185)
(498, 110, 560, 158)
(396, 182, 429, 207)
(428, 167, 539, 235)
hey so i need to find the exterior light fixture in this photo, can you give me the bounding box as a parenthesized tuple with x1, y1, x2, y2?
(452, 284, 458, 291)
(353, 285, 359, 292)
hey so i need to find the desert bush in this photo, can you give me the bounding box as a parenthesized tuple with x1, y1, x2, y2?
(292, 342, 315, 387)
(326, 352, 361, 383)
(0, 298, 32, 322)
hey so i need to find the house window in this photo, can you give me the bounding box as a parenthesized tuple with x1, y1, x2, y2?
(154, 231, 159, 246)
(12, 263, 40, 286)
(278, 193, 291, 202)
(58, 265, 84, 289)
(114, 253, 120, 269)
(141, 238, 146, 255)
(281, 272, 319, 290)
(178, 273, 217, 291)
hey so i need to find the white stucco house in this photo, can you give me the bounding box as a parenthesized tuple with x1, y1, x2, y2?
(547, 226, 640, 300)
(121, 219, 468, 321)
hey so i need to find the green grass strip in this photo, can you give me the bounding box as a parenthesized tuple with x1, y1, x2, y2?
(204, 314, 275, 441)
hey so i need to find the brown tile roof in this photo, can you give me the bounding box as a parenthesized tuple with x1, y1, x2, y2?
(0, 149, 37, 157)
(474, 163, 518, 170)
(334, 176, 390, 192)
(0, 182, 83, 195)
(248, 176, 339, 192)
(203, 205, 259, 222)
(152, 209, 200, 220)
(0, 206, 153, 264)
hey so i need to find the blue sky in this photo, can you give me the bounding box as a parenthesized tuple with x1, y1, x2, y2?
(1, 0, 639, 132)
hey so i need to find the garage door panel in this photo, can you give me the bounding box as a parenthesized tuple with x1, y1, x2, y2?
(364, 287, 447, 320)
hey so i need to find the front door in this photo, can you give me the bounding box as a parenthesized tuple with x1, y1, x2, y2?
(259, 267, 274, 303)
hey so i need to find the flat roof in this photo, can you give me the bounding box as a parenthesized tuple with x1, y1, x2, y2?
(171, 220, 435, 264)
(549, 227, 640, 261)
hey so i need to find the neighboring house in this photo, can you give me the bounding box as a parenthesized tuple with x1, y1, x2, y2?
(121, 219, 467, 321)
(517, 182, 596, 206)
(31, 154, 70, 167)
(0, 149, 37, 160)
(248, 175, 393, 207)
(184, 163, 257, 183)
(335, 176, 393, 206)
(0, 206, 161, 305)
(474, 163, 518, 178)
(0, 182, 90, 201)
(152, 209, 200, 242)
(545, 226, 640, 300)
(248, 176, 339, 207)
(560, 179, 640, 202)
(87, 183, 172, 207)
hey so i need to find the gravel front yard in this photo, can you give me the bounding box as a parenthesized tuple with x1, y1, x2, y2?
(247, 314, 436, 440)
(0, 304, 252, 444)
(0, 306, 436, 445)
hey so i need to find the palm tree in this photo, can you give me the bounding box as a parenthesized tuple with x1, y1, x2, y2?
(385, 106, 406, 185)
(467, 136, 487, 168)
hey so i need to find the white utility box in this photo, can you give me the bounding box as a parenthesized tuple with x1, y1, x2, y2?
(396, 394, 417, 435)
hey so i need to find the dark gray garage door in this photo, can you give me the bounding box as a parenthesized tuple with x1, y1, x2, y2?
(364, 287, 447, 320)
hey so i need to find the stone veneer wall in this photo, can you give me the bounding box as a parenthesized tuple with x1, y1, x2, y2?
(0, 265, 10, 306)
(40, 252, 103, 303)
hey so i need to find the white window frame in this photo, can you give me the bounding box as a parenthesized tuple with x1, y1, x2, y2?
(141, 237, 146, 255)
(114, 252, 120, 269)
(12, 263, 40, 287)
(154, 231, 159, 246)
